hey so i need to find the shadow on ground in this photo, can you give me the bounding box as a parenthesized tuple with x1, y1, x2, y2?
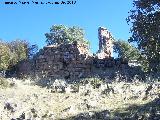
(63, 97, 160, 120)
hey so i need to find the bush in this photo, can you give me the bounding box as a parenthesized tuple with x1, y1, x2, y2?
(45, 25, 90, 47)
(0, 41, 11, 70)
(8, 39, 29, 66)
(80, 77, 103, 88)
(0, 40, 38, 77)
(0, 77, 9, 88)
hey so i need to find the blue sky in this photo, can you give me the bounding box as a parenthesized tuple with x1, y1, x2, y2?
(0, 0, 133, 54)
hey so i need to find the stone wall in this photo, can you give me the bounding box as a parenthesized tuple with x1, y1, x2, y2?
(34, 41, 92, 80)
(17, 42, 144, 81)
(17, 43, 133, 80)
(16, 27, 144, 81)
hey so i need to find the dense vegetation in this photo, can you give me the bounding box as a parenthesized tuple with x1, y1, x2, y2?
(0, 39, 38, 72)
(127, 0, 160, 72)
(113, 40, 141, 61)
(45, 25, 90, 46)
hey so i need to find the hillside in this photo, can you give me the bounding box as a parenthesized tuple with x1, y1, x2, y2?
(0, 78, 160, 120)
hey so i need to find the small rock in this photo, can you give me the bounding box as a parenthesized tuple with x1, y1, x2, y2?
(4, 102, 17, 112)
(19, 112, 25, 119)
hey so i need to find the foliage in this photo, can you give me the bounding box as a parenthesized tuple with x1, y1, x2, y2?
(113, 40, 141, 61)
(45, 25, 89, 46)
(0, 41, 11, 70)
(0, 39, 38, 71)
(0, 77, 9, 88)
(79, 77, 104, 89)
(8, 39, 29, 67)
(127, 0, 160, 72)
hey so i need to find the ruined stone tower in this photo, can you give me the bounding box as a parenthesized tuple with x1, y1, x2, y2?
(97, 27, 113, 59)
(17, 27, 116, 79)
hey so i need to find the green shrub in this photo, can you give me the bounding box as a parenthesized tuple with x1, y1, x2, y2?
(0, 41, 11, 70)
(0, 77, 9, 88)
(45, 25, 90, 47)
(79, 77, 103, 88)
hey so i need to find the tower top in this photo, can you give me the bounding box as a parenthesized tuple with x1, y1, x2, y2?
(97, 26, 113, 59)
(98, 26, 107, 30)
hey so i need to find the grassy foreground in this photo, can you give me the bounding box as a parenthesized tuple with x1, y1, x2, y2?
(0, 77, 160, 120)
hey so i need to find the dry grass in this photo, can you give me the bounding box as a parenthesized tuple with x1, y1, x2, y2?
(0, 78, 159, 120)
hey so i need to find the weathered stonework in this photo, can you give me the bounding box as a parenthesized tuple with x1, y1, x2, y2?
(97, 27, 113, 59)
(34, 41, 92, 80)
(17, 27, 144, 81)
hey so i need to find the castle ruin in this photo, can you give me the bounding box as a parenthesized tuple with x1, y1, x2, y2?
(17, 27, 141, 80)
